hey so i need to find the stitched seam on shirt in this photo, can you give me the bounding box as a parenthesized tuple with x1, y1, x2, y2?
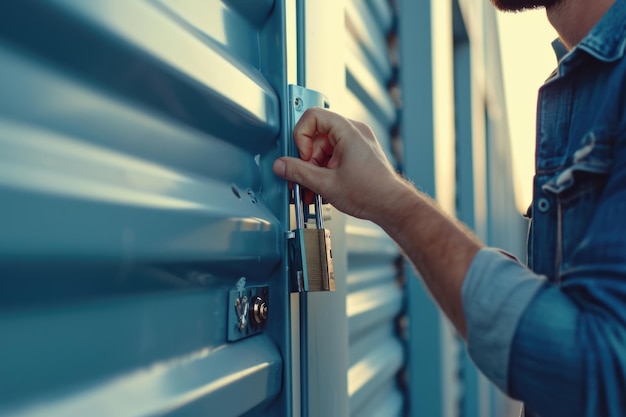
(555, 199, 563, 284)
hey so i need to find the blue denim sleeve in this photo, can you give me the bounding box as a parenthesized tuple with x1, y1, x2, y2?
(461, 248, 545, 392)
(509, 205, 626, 417)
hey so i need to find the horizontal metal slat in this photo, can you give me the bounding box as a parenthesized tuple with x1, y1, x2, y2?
(346, 52, 397, 127)
(347, 264, 398, 292)
(353, 383, 404, 417)
(0, 118, 279, 262)
(0, 48, 282, 306)
(348, 338, 404, 413)
(0, 291, 281, 415)
(347, 282, 404, 338)
(348, 324, 405, 415)
(366, 0, 395, 32)
(1, 338, 280, 417)
(346, 217, 398, 258)
(345, 0, 396, 127)
(0, 119, 280, 306)
(156, 0, 261, 68)
(0, 1, 280, 152)
(346, 0, 392, 82)
(157, 0, 275, 46)
(349, 321, 395, 367)
(221, 0, 276, 28)
(0, 46, 268, 185)
(344, 89, 396, 162)
(345, 17, 392, 83)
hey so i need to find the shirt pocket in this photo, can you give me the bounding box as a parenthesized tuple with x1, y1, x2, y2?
(541, 130, 613, 273)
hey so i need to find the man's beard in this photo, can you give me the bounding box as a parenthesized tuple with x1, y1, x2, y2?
(490, 0, 564, 12)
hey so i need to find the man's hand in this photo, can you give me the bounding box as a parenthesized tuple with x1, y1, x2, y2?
(272, 107, 408, 224)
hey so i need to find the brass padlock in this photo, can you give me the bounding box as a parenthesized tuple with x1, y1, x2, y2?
(288, 185, 335, 292)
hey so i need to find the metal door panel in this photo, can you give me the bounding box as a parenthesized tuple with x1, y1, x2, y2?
(343, 1, 405, 415)
(0, 1, 290, 416)
(0, 39, 280, 305)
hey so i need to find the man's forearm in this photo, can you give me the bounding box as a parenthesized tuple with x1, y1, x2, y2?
(372, 179, 483, 337)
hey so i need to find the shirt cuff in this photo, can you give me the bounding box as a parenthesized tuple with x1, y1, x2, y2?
(461, 248, 545, 393)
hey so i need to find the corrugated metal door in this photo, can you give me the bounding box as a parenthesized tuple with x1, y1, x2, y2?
(344, 1, 407, 415)
(0, 2, 292, 416)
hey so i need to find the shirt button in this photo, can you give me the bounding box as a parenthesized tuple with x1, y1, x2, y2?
(537, 198, 550, 213)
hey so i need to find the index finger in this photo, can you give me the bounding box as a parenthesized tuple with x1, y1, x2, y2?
(293, 107, 358, 161)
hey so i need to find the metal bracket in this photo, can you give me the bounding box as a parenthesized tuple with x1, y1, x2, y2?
(227, 285, 269, 342)
(287, 85, 332, 293)
(288, 85, 329, 157)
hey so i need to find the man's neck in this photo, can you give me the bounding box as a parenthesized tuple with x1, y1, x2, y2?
(547, 0, 616, 49)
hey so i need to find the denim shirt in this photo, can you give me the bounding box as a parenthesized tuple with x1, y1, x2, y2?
(462, 1, 626, 416)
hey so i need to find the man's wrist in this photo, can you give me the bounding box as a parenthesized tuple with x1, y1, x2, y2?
(368, 178, 424, 235)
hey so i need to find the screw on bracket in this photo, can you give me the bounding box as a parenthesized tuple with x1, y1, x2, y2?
(294, 97, 303, 111)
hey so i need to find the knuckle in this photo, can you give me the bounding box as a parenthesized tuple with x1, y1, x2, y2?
(355, 121, 375, 138)
(303, 107, 320, 118)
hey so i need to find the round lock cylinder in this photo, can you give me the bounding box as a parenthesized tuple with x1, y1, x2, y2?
(250, 296, 268, 326)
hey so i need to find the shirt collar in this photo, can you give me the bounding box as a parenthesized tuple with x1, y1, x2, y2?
(555, 0, 626, 68)
(578, 0, 626, 62)
(551, 38, 569, 63)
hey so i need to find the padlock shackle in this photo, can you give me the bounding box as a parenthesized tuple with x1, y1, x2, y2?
(294, 184, 324, 230)
(294, 183, 305, 229)
(315, 194, 324, 229)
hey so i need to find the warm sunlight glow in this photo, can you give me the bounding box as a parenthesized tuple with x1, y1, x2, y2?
(497, 9, 558, 212)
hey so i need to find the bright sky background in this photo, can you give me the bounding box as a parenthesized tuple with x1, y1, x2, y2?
(496, 9, 558, 212)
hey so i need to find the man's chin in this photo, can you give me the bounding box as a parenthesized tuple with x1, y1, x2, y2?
(490, 0, 563, 12)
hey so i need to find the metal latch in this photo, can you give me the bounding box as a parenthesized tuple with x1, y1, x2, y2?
(287, 85, 335, 293)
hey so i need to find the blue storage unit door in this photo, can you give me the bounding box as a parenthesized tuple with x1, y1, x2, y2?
(344, 1, 407, 416)
(0, 1, 292, 416)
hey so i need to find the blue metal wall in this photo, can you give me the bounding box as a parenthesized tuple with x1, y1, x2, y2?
(400, 0, 525, 415)
(344, 1, 407, 416)
(0, 1, 524, 416)
(0, 1, 292, 416)
(453, 2, 488, 417)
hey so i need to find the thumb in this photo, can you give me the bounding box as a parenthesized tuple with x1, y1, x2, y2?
(273, 157, 327, 195)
